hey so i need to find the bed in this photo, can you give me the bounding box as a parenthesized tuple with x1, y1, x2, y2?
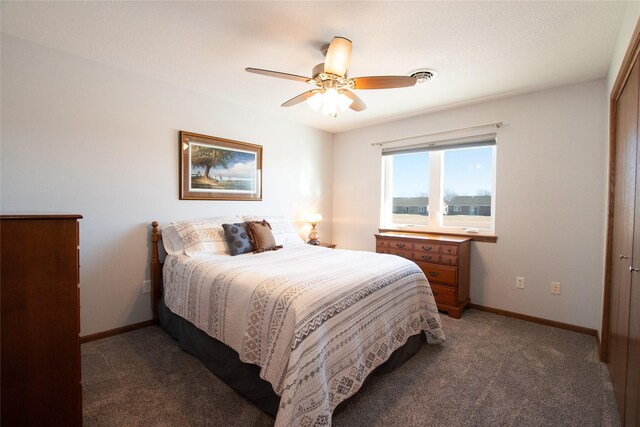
(150, 218, 444, 426)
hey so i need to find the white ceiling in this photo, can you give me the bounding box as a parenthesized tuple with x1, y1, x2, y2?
(1, 1, 627, 133)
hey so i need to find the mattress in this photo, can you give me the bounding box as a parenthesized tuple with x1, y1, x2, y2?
(163, 245, 445, 426)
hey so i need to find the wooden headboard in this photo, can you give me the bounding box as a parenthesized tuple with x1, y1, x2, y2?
(151, 221, 163, 320)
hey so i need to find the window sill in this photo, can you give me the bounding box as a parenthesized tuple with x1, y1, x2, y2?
(378, 227, 497, 243)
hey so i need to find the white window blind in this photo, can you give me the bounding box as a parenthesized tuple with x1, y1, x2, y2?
(381, 132, 497, 156)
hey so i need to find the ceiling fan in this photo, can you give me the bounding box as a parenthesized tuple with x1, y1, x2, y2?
(246, 37, 417, 117)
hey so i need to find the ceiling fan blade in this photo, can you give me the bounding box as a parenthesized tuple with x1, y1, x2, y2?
(352, 76, 417, 90)
(324, 37, 352, 77)
(246, 67, 311, 83)
(342, 90, 366, 112)
(281, 90, 319, 107)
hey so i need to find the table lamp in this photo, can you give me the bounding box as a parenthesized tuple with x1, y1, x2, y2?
(307, 213, 323, 245)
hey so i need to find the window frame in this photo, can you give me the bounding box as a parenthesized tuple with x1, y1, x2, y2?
(381, 143, 497, 236)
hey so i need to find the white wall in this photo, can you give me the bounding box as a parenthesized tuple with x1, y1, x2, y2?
(333, 79, 607, 331)
(1, 30, 615, 335)
(608, 4, 640, 93)
(1, 35, 334, 336)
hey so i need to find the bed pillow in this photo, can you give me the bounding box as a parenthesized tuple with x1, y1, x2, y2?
(241, 215, 305, 246)
(222, 223, 254, 256)
(173, 216, 242, 256)
(160, 224, 185, 256)
(246, 220, 283, 253)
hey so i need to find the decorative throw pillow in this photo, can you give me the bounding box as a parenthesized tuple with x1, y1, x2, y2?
(222, 223, 254, 256)
(241, 215, 305, 246)
(246, 220, 283, 253)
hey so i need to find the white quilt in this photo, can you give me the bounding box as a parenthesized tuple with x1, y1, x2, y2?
(163, 245, 445, 426)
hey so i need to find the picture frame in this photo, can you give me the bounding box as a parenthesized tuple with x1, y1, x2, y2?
(179, 131, 262, 201)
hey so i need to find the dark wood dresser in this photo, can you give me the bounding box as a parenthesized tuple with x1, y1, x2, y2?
(1, 214, 83, 426)
(375, 232, 471, 318)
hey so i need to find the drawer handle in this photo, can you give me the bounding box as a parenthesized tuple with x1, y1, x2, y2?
(395, 243, 405, 248)
(397, 252, 406, 257)
(422, 245, 432, 250)
(422, 255, 432, 260)
(432, 291, 439, 297)
(429, 271, 439, 277)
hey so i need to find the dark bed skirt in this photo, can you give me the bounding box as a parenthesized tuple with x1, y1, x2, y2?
(158, 297, 425, 418)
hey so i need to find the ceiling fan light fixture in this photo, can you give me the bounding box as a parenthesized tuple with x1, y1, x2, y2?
(306, 88, 353, 117)
(323, 37, 352, 77)
(307, 91, 324, 111)
(248, 36, 418, 115)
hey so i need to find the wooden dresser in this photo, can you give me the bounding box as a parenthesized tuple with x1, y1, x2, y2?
(375, 232, 471, 318)
(1, 214, 83, 426)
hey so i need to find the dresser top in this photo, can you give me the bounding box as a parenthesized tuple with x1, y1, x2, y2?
(375, 231, 471, 243)
(1, 213, 82, 220)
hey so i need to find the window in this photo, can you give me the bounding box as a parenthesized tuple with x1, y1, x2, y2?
(381, 136, 496, 234)
(386, 152, 429, 226)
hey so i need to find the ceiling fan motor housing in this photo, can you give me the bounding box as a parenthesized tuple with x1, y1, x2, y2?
(312, 63, 325, 79)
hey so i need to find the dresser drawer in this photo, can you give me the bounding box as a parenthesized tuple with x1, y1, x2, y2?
(375, 245, 412, 259)
(385, 239, 413, 250)
(413, 251, 438, 263)
(413, 250, 458, 265)
(430, 283, 457, 307)
(389, 249, 412, 259)
(375, 244, 388, 254)
(415, 242, 458, 255)
(440, 254, 458, 266)
(414, 242, 441, 253)
(376, 238, 413, 255)
(416, 262, 457, 286)
(440, 245, 458, 255)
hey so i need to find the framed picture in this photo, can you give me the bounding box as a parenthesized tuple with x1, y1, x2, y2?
(179, 131, 262, 201)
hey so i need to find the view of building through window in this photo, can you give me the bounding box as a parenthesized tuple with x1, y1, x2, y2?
(441, 146, 493, 229)
(391, 152, 429, 226)
(384, 145, 495, 232)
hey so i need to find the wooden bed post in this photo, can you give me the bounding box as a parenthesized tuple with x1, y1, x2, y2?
(151, 221, 161, 322)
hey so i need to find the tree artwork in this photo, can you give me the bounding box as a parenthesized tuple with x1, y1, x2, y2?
(180, 132, 262, 200)
(188, 142, 257, 192)
(191, 145, 235, 180)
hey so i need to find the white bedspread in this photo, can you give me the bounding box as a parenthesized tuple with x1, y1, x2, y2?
(163, 245, 444, 426)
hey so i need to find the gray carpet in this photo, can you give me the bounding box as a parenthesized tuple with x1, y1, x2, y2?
(82, 309, 620, 426)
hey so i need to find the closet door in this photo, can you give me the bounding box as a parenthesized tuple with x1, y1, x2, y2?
(626, 120, 640, 426)
(609, 56, 639, 421)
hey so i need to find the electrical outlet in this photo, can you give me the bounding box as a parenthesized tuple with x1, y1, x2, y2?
(142, 280, 151, 294)
(516, 276, 525, 289)
(551, 282, 561, 295)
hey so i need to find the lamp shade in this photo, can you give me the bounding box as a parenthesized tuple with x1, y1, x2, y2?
(324, 37, 352, 77)
(307, 212, 323, 224)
